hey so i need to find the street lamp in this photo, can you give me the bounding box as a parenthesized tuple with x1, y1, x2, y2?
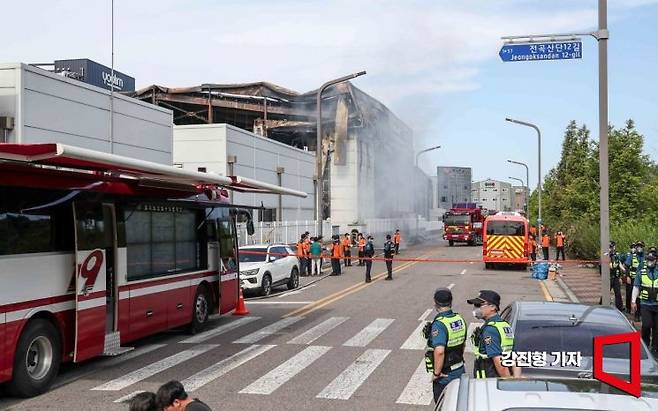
(415, 145, 441, 168)
(505, 118, 541, 228)
(507, 159, 530, 216)
(508, 176, 526, 214)
(315, 71, 367, 237)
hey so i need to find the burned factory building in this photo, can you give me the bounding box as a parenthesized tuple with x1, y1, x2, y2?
(131, 81, 429, 231)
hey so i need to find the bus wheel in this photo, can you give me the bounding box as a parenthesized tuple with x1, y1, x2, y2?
(190, 285, 211, 334)
(9, 319, 61, 398)
(448, 240, 454, 247)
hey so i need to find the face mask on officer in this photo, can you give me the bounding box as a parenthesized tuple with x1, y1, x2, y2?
(638, 247, 644, 254)
(472, 307, 484, 320)
(648, 259, 657, 269)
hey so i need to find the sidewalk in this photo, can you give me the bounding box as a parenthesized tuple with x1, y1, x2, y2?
(558, 265, 601, 305)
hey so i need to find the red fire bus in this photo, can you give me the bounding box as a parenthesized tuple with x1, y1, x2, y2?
(482, 212, 529, 269)
(0, 143, 306, 397)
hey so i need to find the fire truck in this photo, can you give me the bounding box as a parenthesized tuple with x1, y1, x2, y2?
(0, 143, 306, 397)
(442, 203, 485, 246)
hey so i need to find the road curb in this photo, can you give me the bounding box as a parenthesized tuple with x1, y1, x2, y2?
(245, 273, 333, 301)
(556, 275, 580, 303)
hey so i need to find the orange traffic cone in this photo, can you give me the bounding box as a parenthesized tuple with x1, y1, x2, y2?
(233, 288, 250, 316)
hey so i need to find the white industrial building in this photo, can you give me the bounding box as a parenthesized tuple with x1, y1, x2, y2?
(173, 123, 315, 223)
(0, 63, 172, 163)
(471, 179, 513, 212)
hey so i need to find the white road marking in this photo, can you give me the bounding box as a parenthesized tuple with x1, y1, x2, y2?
(343, 318, 395, 347)
(465, 322, 483, 354)
(288, 317, 349, 345)
(113, 390, 145, 403)
(234, 317, 303, 344)
(92, 344, 217, 391)
(180, 316, 261, 344)
(448, 283, 455, 289)
(418, 308, 433, 321)
(278, 284, 316, 298)
(182, 344, 275, 392)
(316, 349, 391, 400)
(246, 301, 314, 305)
(460, 269, 467, 275)
(396, 359, 434, 405)
(400, 321, 427, 350)
(239, 345, 331, 395)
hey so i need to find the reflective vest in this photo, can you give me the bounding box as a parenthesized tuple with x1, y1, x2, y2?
(474, 320, 514, 379)
(358, 239, 366, 251)
(541, 236, 550, 248)
(394, 233, 401, 244)
(425, 313, 466, 374)
(342, 238, 351, 251)
(639, 267, 658, 302)
(556, 234, 565, 247)
(630, 254, 640, 278)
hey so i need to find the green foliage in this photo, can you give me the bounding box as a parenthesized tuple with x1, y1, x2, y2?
(533, 119, 657, 259)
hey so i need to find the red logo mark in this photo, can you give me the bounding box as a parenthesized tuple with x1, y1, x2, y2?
(78, 249, 104, 295)
(593, 331, 641, 397)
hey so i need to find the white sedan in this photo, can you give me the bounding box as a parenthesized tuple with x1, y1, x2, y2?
(239, 244, 300, 296)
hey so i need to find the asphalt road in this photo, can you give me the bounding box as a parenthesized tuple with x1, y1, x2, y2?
(0, 241, 546, 410)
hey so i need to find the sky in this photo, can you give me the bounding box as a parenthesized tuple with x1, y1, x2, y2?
(1, 0, 657, 189)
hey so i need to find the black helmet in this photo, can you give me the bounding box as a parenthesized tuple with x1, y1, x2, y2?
(637, 241, 646, 247)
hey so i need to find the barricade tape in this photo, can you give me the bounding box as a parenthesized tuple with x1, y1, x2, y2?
(237, 249, 601, 265)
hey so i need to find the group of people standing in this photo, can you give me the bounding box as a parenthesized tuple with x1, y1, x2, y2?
(528, 224, 567, 261)
(424, 288, 520, 403)
(295, 229, 402, 282)
(608, 241, 658, 355)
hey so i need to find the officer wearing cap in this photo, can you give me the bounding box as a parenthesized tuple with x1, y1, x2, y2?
(467, 290, 520, 379)
(632, 252, 658, 354)
(423, 288, 466, 402)
(626, 241, 645, 321)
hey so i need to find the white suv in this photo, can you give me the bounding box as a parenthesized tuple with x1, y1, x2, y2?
(239, 244, 300, 296)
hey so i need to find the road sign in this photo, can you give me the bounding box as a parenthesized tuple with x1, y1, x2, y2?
(499, 41, 582, 62)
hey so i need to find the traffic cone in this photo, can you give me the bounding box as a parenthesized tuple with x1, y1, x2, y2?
(233, 288, 250, 316)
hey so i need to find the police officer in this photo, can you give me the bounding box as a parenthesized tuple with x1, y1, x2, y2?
(467, 290, 520, 378)
(625, 241, 645, 321)
(363, 235, 375, 283)
(608, 242, 624, 311)
(423, 288, 466, 403)
(383, 234, 395, 280)
(632, 252, 658, 355)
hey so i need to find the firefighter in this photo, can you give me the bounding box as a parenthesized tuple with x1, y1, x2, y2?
(330, 236, 342, 276)
(384, 234, 395, 280)
(467, 290, 520, 379)
(394, 229, 402, 255)
(364, 235, 375, 283)
(555, 230, 566, 261)
(342, 233, 352, 267)
(423, 288, 466, 403)
(528, 235, 537, 262)
(624, 241, 644, 320)
(632, 253, 658, 354)
(357, 234, 366, 266)
(296, 235, 308, 276)
(541, 232, 550, 261)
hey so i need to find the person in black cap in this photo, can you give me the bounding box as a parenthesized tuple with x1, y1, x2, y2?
(423, 288, 466, 403)
(383, 234, 395, 280)
(364, 235, 375, 283)
(467, 290, 520, 379)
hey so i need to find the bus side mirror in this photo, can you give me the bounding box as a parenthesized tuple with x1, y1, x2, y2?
(247, 219, 255, 236)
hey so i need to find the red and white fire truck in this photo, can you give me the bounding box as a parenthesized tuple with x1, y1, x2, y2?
(442, 203, 485, 246)
(0, 143, 306, 397)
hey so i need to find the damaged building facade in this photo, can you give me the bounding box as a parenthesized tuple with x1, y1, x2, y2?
(132, 81, 431, 235)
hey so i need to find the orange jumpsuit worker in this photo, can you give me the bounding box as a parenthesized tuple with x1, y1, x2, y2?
(541, 233, 550, 261)
(330, 236, 343, 275)
(357, 234, 366, 266)
(555, 231, 566, 261)
(529, 235, 537, 261)
(342, 234, 352, 267)
(394, 229, 401, 255)
(297, 235, 308, 276)
(303, 235, 312, 274)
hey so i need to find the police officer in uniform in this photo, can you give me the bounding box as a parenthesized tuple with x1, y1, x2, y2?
(383, 234, 395, 280)
(423, 288, 466, 403)
(467, 290, 520, 378)
(625, 241, 645, 321)
(632, 252, 658, 355)
(363, 235, 375, 283)
(608, 242, 624, 311)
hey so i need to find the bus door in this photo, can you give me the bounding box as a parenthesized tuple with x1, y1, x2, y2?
(216, 214, 239, 314)
(72, 202, 117, 362)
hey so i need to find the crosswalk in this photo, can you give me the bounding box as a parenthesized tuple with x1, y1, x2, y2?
(95, 313, 482, 407)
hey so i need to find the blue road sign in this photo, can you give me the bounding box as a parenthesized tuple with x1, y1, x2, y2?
(499, 41, 582, 62)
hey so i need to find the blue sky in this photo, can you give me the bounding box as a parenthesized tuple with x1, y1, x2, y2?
(1, 0, 656, 189)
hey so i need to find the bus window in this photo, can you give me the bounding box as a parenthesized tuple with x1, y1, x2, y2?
(444, 215, 470, 226)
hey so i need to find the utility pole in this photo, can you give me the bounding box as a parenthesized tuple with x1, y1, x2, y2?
(315, 71, 366, 238)
(598, 0, 611, 306)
